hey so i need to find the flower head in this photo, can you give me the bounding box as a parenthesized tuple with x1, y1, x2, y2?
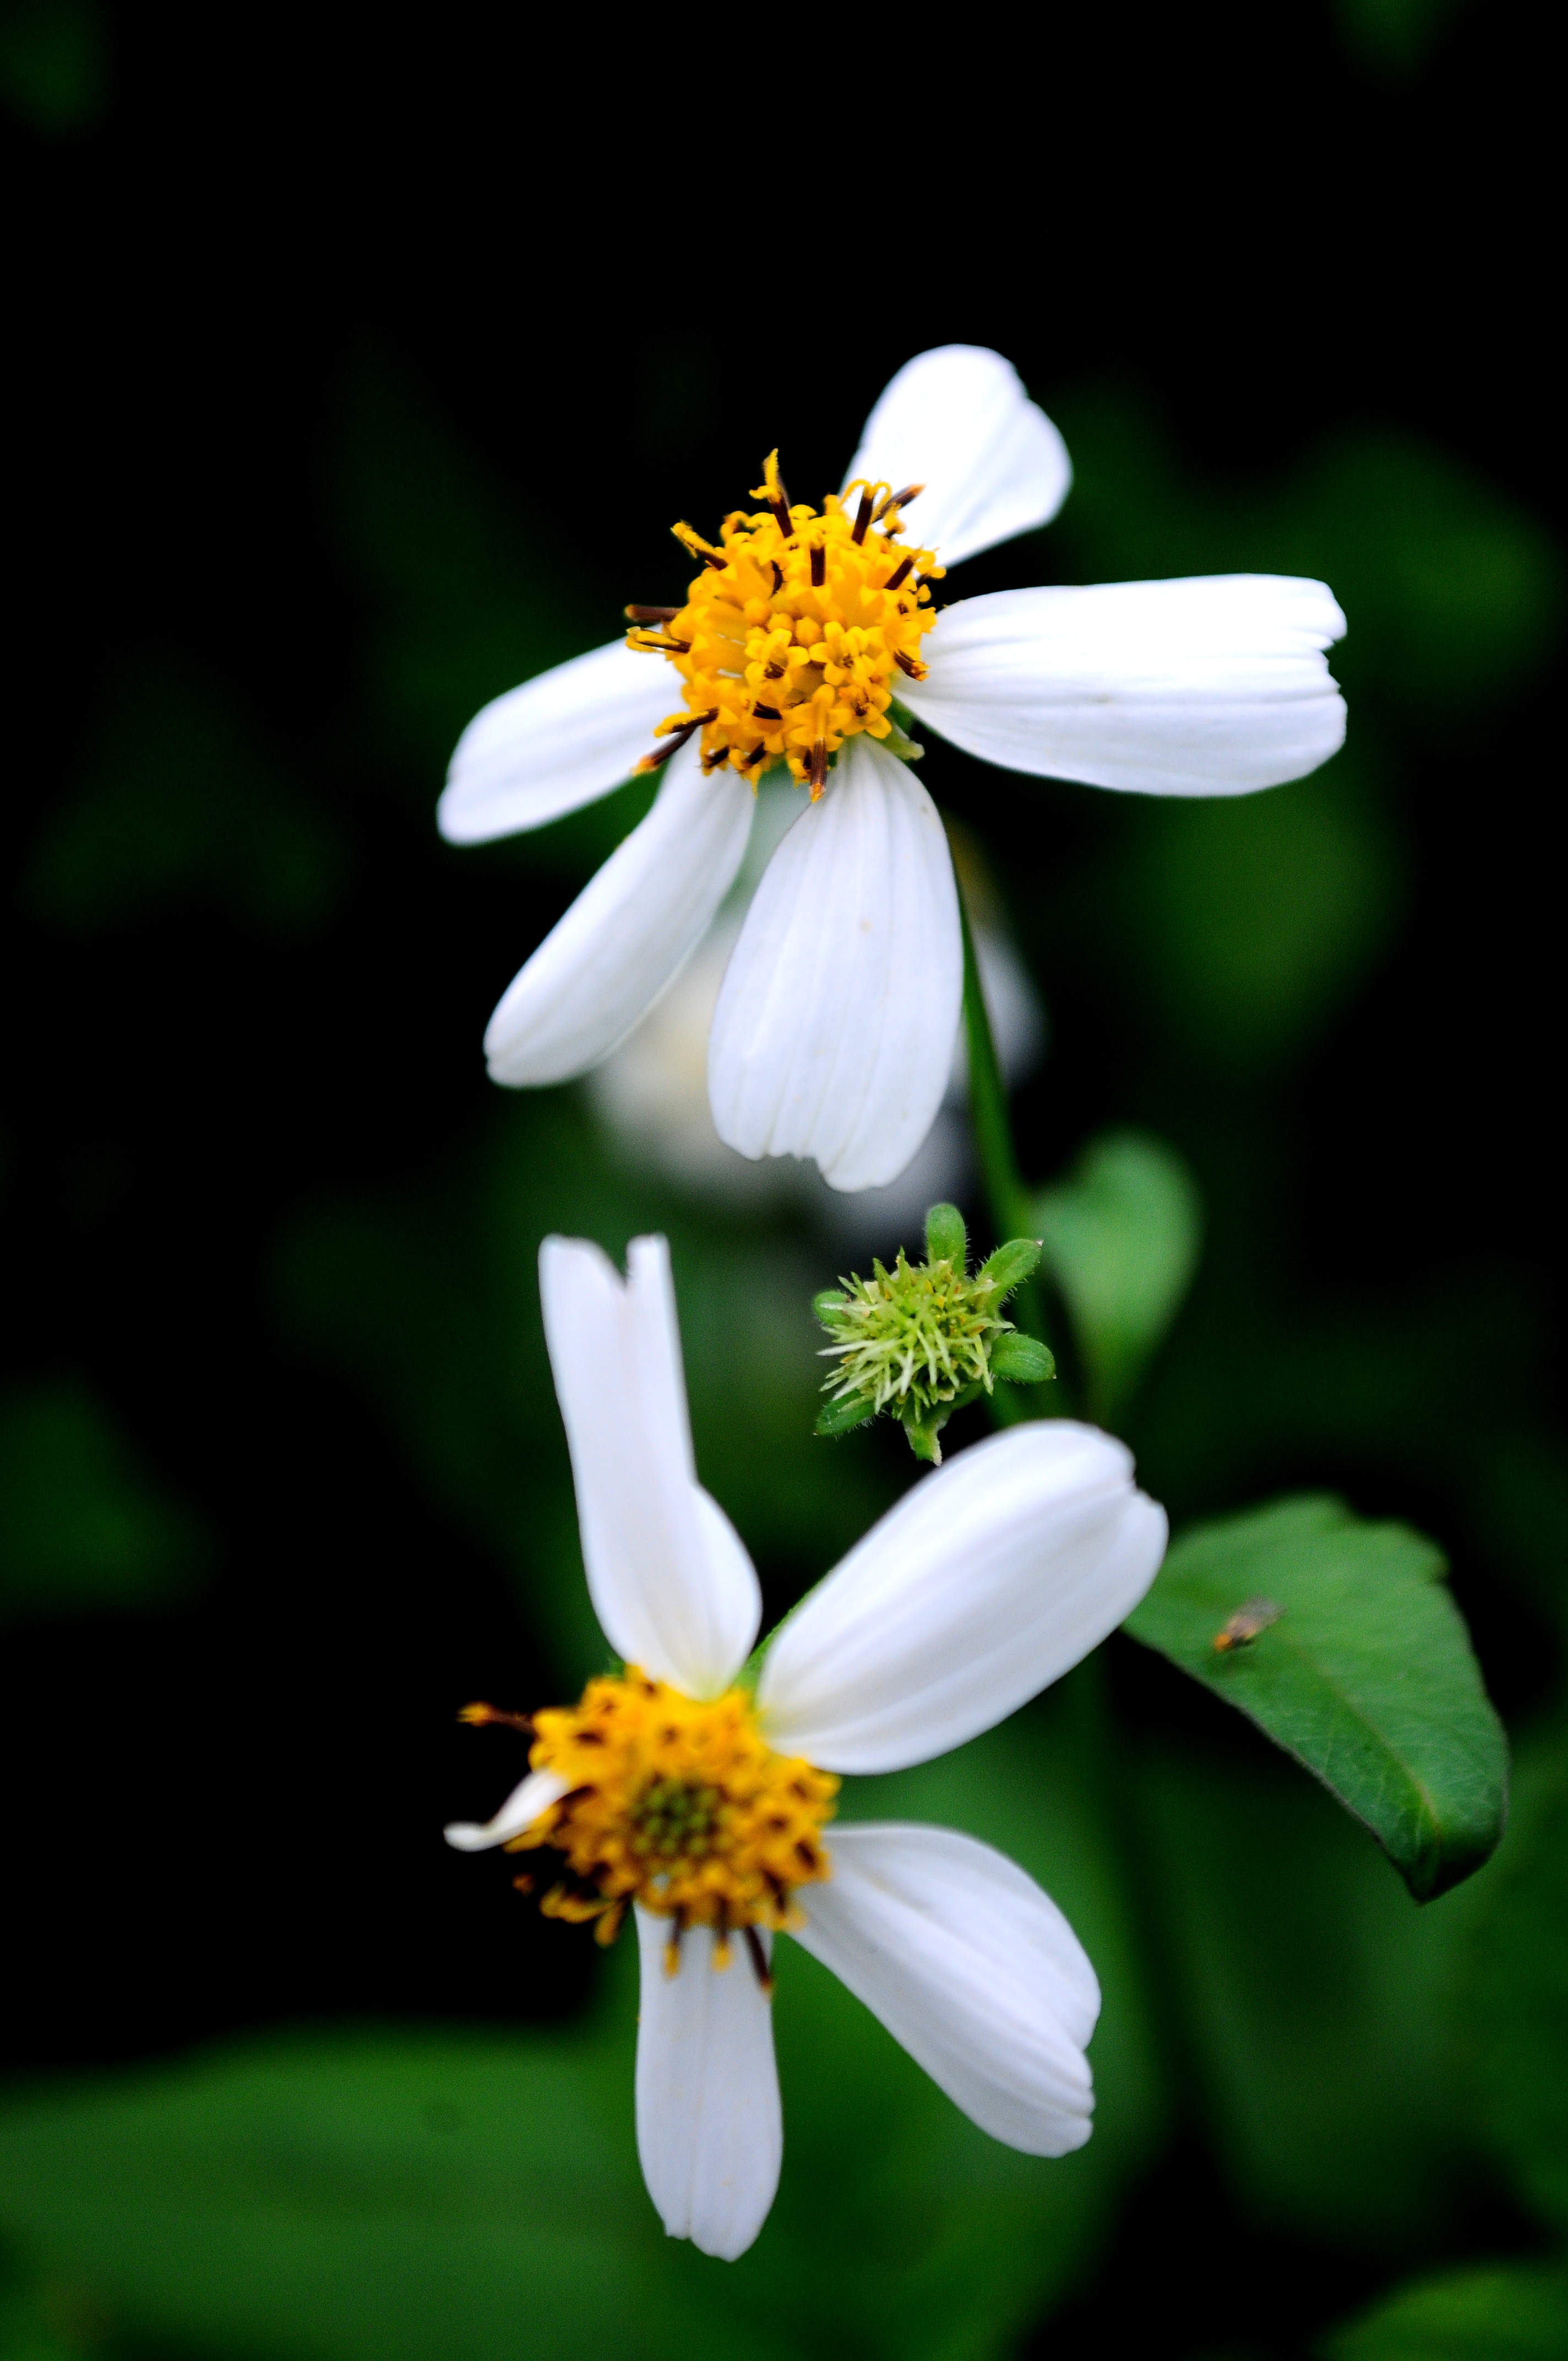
(815, 1200, 1054, 1460)
(628, 451, 941, 795)
(440, 347, 1346, 1196)
(447, 1231, 1167, 2260)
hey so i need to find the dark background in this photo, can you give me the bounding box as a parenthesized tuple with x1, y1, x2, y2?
(3, 3, 1563, 2356)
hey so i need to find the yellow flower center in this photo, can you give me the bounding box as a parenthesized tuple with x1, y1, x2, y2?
(625, 451, 944, 798)
(506, 1669, 839, 1974)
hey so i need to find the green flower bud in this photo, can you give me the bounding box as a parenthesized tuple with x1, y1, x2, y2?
(813, 1205, 1054, 1462)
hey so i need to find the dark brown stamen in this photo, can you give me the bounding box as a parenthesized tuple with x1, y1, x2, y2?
(752, 703, 782, 721)
(894, 649, 924, 679)
(770, 559, 784, 593)
(807, 740, 828, 796)
(763, 660, 785, 679)
(637, 709, 717, 770)
(458, 1702, 534, 1736)
(851, 487, 875, 545)
(744, 1925, 774, 1998)
(875, 482, 924, 521)
(883, 555, 915, 593)
(810, 541, 826, 588)
(624, 604, 680, 622)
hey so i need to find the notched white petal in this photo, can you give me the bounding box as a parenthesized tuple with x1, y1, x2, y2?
(757, 1422, 1167, 1772)
(439, 639, 677, 845)
(707, 736, 961, 1194)
(484, 747, 753, 1086)
(906, 576, 1348, 796)
(842, 346, 1072, 569)
(539, 1233, 760, 1696)
(634, 1909, 782, 2260)
(443, 1768, 569, 1852)
(794, 1823, 1098, 2155)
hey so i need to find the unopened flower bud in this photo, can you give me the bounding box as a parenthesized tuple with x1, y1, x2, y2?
(813, 1203, 1054, 1462)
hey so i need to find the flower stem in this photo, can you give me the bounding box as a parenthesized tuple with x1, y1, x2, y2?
(958, 887, 1054, 1413)
(959, 887, 1033, 1247)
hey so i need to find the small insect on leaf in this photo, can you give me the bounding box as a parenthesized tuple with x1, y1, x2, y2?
(1212, 1597, 1284, 1653)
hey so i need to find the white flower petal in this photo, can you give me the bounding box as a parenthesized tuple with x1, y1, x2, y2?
(793, 1823, 1097, 2155)
(903, 576, 1347, 796)
(485, 746, 754, 1086)
(442, 1768, 569, 1852)
(634, 1908, 781, 2260)
(707, 737, 961, 1194)
(539, 1233, 760, 1696)
(756, 1422, 1166, 1772)
(438, 640, 677, 845)
(842, 347, 1071, 569)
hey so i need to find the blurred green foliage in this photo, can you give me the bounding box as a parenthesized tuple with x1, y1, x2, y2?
(0, 0, 106, 134)
(1324, 2262, 1568, 2357)
(0, 1380, 207, 1622)
(1035, 1130, 1201, 1421)
(24, 662, 342, 935)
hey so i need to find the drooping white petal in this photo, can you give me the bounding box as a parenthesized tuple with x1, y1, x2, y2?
(634, 1909, 781, 2260)
(756, 1423, 1166, 1772)
(902, 576, 1347, 796)
(485, 746, 754, 1086)
(438, 640, 677, 845)
(793, 1823, 1098, 2155)
(442, 1768, 569, 1853)
(539, 1233, 760, 1697)
(841, 347, 1072, 569)
(707, 737, 961, 1194)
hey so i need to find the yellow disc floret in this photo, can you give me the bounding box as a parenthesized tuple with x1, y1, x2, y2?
(625, 453, 944, 798)
(506, 1669, 839, 1970)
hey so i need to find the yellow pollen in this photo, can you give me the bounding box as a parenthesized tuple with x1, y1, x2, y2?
(625, 454, 944, 798)
(505, 1669, 839, 1952)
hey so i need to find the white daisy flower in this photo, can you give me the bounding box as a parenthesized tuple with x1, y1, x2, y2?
(445, 1232, 1167, 2261)
(441, 344, 1346, 1194)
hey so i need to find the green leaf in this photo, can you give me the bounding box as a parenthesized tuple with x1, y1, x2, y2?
(1322, 2264, 1568, 2359)
(976, 1237, 1042, 1296)
(989, 1332, 1055, 1384)
(1124, 1496, 1507, 1900)
(1034, 1130, 1200, 1419)
(923, 1203, 967, 1269)
(811, 1287, 847, 1325)
(0, 2022, 742, 2361)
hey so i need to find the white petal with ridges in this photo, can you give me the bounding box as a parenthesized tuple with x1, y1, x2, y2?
(707, 737, 961, 1194)
(756, 1423, 1166, 1772)
(539, 1233, 760, 1696)
(842, 347, 1072, 568)
(485, 746, 753, 1086)
(793, 1823, 1098, 2154)
(438, 640, 678, 844)
(634, 1910, 781, 2260)
(442, 1768, 569, 1853)
(903, 576, 1347, 795)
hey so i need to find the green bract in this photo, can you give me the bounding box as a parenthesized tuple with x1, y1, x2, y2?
(813, 1203, 1054, 1463)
